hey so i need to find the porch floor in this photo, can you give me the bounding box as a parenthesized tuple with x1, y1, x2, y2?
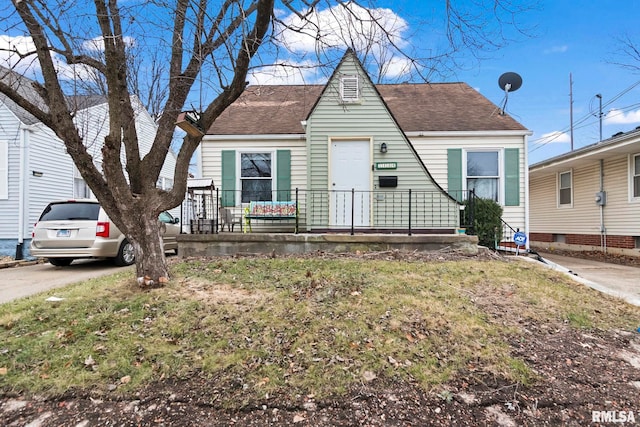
(177, 232, 479, 258)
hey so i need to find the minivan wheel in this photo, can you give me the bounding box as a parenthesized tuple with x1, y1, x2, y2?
(114, 239, 135, 266)
(48, 258, 73, 267)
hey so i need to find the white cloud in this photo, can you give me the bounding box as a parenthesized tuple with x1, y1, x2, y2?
(380, 56, 413, 79)
(82, 36, 136, 52)
(0, 34, 143, 82)
(539, 130, 570, 143)
(248, 60, 322, 85)
(0, 35, 39, 74)
(543, 45, 568, 54)
(276, 3, 408, 55)
(605, 108, 640, 125)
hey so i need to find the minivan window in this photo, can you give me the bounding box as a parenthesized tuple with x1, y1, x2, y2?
(39, 202, 101, 221)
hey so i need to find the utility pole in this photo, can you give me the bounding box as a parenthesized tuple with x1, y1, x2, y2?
(596, 93, 603, 141)
(569, 73, 574, 151)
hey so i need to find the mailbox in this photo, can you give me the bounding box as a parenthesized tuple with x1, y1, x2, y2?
(379, 176, 398, 188)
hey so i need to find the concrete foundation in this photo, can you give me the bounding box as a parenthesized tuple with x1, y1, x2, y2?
(177, 233, 479, 257)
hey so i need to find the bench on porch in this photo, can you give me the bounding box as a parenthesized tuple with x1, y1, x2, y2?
(244, 201, 298, 233)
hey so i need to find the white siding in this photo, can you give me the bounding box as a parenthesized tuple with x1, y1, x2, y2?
(26, 125, 75, 233)
(411, 135, 527, 232)
(0, 102, 21, 239)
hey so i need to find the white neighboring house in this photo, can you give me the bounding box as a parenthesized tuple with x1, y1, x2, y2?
(0, 72, 177, 258)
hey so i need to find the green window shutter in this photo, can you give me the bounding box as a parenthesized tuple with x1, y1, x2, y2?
(276, 150, 292, 201)
(221, 150, 236, 206)
(504, 148, 520, 206)
(447, 149, 463, 202)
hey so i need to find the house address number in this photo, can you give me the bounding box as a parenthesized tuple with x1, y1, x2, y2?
(375, 162, 397, 170)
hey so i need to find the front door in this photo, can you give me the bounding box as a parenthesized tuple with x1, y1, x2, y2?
(330, 140, 371, 227)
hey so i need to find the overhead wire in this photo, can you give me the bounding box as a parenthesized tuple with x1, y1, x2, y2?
(528, 79, 640, 154)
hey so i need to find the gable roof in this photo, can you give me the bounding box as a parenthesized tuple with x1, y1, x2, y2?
(0, 66, 48, 125)
(206, 82, 528, 135)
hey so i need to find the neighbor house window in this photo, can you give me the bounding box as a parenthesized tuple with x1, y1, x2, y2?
(466, 151, 499, 201)
(156, 177, 174, 191)
(73, 165, 91, 199)
(633, 154, 640, 198)
(240, 152, 272, 203)
(340, 75, 359, 102)
(559, 171, 572, 206)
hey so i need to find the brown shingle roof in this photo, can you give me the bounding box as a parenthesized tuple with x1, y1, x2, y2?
(206, 82, 527, 135)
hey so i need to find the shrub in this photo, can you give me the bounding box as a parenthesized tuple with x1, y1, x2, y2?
(464, 197, 503, 248)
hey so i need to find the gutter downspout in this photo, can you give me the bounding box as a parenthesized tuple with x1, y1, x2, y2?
(16, 124, 32, 260)
(599, 159, 606, 252)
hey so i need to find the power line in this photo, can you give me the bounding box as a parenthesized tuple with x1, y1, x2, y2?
(528, 79, 640, 153)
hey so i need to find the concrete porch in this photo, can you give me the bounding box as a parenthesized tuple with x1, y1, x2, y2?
(177, 233, 479, 257)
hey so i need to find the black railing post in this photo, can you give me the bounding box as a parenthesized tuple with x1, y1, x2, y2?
(468, 189, 475, 235)
(408, 189, 412, 236)
(295, 188, 299, 234)
(215, 188, 220, 234)
(350, 189, 355, 235)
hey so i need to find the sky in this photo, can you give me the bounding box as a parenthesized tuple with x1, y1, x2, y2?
(2, 1, 640, 166)
(445, 0, 640, 165)
(397, 0, 640, 166)
(255, 0, 640, 166)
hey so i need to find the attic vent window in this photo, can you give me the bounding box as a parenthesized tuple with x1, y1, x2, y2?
(340, 76, 359, 102)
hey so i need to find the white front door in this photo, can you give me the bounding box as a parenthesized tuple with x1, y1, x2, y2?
(330, 140, 371, 227)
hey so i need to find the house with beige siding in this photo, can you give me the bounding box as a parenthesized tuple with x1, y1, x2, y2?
(200, 50, 531, 236)
(529, 129, 640, 256)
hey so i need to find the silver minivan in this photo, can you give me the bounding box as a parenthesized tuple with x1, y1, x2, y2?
(30, 200, 180, 266)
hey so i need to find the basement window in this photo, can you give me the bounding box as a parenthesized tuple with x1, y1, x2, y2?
(553, 234, 566, 243)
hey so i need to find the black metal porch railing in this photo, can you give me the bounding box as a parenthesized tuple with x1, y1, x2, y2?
(181, 188, 478, 236)
(495, 219, 526, 253)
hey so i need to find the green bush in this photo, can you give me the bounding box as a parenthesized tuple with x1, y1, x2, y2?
(464, 197, 503, 248)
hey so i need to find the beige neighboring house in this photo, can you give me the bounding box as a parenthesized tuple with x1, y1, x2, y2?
(199, 50, 531, 236)
(529, 128, 640, 256)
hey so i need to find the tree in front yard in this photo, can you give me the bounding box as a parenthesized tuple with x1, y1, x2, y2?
(0, 1, 532, 286)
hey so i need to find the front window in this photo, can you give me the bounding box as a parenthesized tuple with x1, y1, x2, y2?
(633, 154, 640, 198)
(467, 151, 499, 201)
(241, 152, 272, 203)
(559, 171, 572, 206)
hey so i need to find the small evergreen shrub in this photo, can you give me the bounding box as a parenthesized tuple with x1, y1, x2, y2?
(464, 197, 503, 248)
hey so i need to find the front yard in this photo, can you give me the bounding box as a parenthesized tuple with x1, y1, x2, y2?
(1, 251, 639, 426)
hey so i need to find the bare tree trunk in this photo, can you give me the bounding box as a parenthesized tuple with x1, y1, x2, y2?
(128, 210, 169, 287)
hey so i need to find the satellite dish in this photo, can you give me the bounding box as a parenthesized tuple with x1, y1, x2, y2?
(497, 72, 522, 115)
(498, 72, 522, 92)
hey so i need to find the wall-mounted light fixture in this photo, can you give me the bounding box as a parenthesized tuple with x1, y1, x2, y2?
(380, 142, 388, 153)
(32, 171, 43, 177)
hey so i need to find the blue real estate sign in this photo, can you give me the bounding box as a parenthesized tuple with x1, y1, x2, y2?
(513, 231, 527, 247)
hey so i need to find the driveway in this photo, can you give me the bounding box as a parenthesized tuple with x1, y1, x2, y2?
(536, 252, 640, 306)
(0, 260, 132, 305)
